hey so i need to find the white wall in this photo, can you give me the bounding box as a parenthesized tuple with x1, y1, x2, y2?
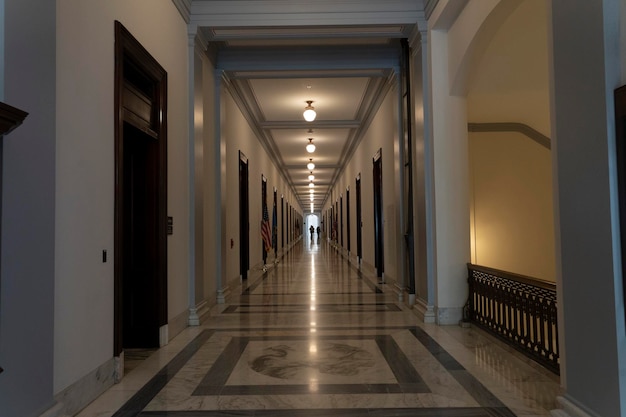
(0, 1, 56, 416)
(55, 0, 189, 394)
(202, 51, 218, 307)
(550, 0, 626, 414)
(429, 27, 471, 323)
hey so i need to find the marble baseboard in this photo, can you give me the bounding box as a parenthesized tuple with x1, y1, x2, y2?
(550, 395, 597, 417)
(435, 307, 463, 326)
(196, 300, 212, 324)
(38, 402, 64, 417)
(168, 309, 190, 342)
(359, 260, 377, 277)
(54, 357, 115, 416)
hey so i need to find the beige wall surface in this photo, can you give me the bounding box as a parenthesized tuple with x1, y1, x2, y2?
(222, 92, 300, 288)
(466, 0, 554, 281)
(55, 0, 189, 392)
(327, 89, 399, 282)
(469, 131, 555, 280)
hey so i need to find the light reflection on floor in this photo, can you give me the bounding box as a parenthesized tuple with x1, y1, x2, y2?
(75, 239, 560, 417)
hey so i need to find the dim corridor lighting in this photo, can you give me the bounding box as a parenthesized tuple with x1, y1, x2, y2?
(307, 158, 315, 170)
(306, 138, 316, 153)
(303, 100, 316, 122)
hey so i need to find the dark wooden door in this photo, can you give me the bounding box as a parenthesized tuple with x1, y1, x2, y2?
(346, 189, 351, 252)
(356, 175, 362, 261)
(114, 21, 167, 354)
(340, 196, 344, 247)
(122, 124, 160, 347)
(239, 152, 249, 280)
(373, 150, 384, 279)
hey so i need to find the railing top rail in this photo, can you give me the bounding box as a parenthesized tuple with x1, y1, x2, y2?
(467, 263, 556, 292)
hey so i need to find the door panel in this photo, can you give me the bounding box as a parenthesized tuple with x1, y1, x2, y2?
(122, 123, 159, 347)
(239, 152, 249, 280)
(373, 151, 384, 278)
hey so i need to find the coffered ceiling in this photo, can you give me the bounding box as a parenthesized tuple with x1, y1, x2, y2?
(180, 0, 426, 213)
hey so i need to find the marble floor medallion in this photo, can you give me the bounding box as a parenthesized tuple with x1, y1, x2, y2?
(248, 341, 378, 380)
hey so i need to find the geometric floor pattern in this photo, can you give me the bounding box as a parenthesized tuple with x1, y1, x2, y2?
(76, 239, 560, 417)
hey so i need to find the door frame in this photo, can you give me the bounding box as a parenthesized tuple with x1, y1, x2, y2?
(114, 21, 168, 357)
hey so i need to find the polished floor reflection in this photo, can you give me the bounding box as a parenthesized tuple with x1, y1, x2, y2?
(76, 239, 560, 417)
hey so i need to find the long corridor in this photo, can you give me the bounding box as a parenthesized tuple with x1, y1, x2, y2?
(77, 239, 560, 417)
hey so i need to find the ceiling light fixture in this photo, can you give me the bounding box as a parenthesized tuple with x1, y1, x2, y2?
(307, 158, 315, 170)
(306, 138, 316, 153)
(309, 181, 315, 188)
(310, 195, 314, 201)
(303, 100, 316, 122)
(308, 172, 315, 181)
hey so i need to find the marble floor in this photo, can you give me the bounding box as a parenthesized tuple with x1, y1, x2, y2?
(76, 239, 561, 417)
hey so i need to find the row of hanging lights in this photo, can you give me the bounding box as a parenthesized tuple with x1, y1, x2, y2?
(303, 100, 316, 211)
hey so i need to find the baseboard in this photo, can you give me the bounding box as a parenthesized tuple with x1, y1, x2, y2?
(54, 357, 115, 416)
(435, 306, 463, 325)
(168, 309, 189, 341)
(551, 396, 599, 417)
(38, 402, 64, 417)
(359, 260, 376, 277)
(412, 298, 436, 323)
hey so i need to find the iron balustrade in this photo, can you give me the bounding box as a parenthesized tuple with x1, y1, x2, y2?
(467, 263, 559, 374)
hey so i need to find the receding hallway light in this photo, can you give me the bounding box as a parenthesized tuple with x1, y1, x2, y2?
(306, 138, 316, 153)
(307, 158, 315, 170)
(303, 100, 316, 122)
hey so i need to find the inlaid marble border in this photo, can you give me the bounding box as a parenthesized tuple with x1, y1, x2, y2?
(113, 326, 516, 417)
(137, 408, 514, 416)
(221, 303, 402, 314)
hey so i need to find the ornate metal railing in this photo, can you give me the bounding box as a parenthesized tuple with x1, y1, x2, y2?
(467, 264, 559, 374)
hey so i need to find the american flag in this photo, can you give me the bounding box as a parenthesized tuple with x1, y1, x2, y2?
(261, 199, 272, 252)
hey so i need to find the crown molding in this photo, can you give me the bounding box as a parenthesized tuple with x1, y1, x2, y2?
(172, 0, 191, 23)
(424, 0, 439, 20)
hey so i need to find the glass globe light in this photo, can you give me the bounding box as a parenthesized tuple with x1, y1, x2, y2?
(306, 138, 316, 153)
(303, 101, 316, 122)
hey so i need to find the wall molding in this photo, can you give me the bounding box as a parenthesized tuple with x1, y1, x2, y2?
(468, 122, 551, 150)
(172, 0, 191, 23)
(424, 0, 440, 20)
(435, 306, 463, 325)
(54, 358, 115, 416)
(550, 396, 598, 417)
